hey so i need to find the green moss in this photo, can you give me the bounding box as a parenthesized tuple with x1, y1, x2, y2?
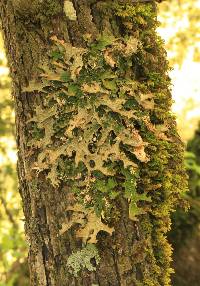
(112, 2, 155, 20)
(43, 0, 62, 16)
(13, 0, 62, 20)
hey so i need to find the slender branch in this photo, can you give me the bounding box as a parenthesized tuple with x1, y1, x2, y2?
(0, 194, 18, 229)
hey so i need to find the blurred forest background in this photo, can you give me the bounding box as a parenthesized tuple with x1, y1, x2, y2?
(0, 1, 200, 285)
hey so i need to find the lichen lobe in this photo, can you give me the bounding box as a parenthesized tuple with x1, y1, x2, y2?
(64, 0, 77, 21)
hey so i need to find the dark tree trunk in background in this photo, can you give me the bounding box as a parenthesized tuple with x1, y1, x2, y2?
(169, 124, 200, 286)
(0, 0, 187, 285)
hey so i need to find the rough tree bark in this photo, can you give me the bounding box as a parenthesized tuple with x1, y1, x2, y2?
(0, 0, 187, 285)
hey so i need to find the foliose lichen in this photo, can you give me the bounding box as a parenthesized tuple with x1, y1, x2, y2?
(67, 244, 100, 277)
(24, 1, 187, 283)
(64, 1, 77, 21)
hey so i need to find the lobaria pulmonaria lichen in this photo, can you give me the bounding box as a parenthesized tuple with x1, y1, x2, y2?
(25, 32, 153, 224)
(63, 1, 77, 21)
(24, 1, 187, 284)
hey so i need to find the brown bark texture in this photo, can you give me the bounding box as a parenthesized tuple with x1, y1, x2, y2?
(0, 0, 187, 285)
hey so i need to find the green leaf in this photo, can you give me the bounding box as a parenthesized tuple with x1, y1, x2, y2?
(92, 35, 116, 51)
(51, 50, 63, 60)
(122, 170, 151, 220)
(68, 84, 80, 96)
(109, 190, 119, 199)
(107, 178, 117, 189)
(94, 180, 107, 193)
(123, 171, 137, 199)
(129, 200, 145, 220)
(60, 71, 71, 82)
(102, 79, 117, 91)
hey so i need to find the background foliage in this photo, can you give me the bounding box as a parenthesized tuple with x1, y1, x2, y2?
(158, 1, 200, 284)
(159, 0, 200, 141)
(168, 128, 200, 286)
(0, 33, 29, 286)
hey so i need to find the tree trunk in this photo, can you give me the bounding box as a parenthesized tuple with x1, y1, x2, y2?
(0, 1, 187, 285)
(169, 124, 200, 286)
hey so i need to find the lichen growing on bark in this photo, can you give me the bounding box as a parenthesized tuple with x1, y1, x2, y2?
(22, 1, 188, 284)
(64, 1, 77, 21)
(67, 244, 100, 277)
(25, 32, 153, 225)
